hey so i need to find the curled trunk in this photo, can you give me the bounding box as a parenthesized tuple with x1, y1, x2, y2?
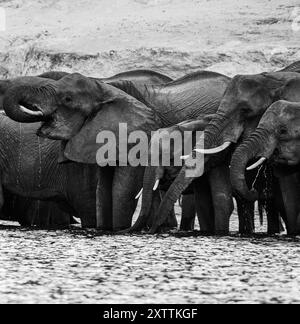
(3, 85, 46, 123)
(3, 77, 56, 123)
(230, 129, 271, 201)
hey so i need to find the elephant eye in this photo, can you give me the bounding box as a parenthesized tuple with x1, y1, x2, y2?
(241, 106, 252, 116)
(279, 127, 288, 135)
(64, 96, 73, 104)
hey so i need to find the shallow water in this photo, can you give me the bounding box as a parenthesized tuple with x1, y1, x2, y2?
(0, 217, 300, 304)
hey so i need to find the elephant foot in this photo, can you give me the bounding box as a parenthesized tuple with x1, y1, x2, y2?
(214, 230, 230, 236)
(81, 221, 98, 229)
(160, 225, 178, 233)
(199, 230, 215, 236)
(286, 230, 300, 237)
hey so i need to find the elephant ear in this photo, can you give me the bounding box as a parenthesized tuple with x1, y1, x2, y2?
(276, 78, 300, 102)
(64, 85, 158, 165)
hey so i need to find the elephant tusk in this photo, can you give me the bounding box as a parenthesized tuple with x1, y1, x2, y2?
(153, 180, 160, 191)
(180, 154, 190, 160)
(135, 188, 143, 200)
(19, 105, 44, 117)
(246, 157, 267, 171)
(194, 141, 232, 155)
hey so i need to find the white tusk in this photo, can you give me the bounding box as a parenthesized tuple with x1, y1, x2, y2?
(246, 157, 267, 171)
(194, 141, 232, 155)
(135, 188, 143, 200)
(20, 105, 44, 117)
(180, 155, 190, 160)
(153, 180, 160, 191)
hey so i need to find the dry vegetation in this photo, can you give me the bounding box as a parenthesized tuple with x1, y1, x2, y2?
(0, 0, 299, 79)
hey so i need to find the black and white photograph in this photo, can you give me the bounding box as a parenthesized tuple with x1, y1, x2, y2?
(0, 0, 300, 307)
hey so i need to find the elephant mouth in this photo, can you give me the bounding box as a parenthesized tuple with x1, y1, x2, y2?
(36, 118, 56, 138)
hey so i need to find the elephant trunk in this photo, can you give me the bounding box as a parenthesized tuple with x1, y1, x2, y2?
(3, 76, 57, 123)
(230, 128, 272, 201)
(3, 85, 47, 123)
(203, 112, 228, 149)
(150, 167, 193, 233)
(129, 166, 158, 232)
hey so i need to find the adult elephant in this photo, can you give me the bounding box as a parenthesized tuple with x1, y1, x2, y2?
(2, 71, 231, 231)
(0, 78, 74, 228)
(231, 100, 300, 235)
(0, 69, 173, 229)
(151, 70, 300, 233)
(131, 117, 219, 233)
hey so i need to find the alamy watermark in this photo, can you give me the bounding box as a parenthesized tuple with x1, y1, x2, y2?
(0, 8, 6, 31)
(95, 123, 204, 178)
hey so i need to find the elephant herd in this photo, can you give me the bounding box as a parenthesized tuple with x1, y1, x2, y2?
(1, 61, 300, 235)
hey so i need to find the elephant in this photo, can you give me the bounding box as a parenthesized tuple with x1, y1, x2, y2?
(152, 69, 300, 234)
(2, 70, 231, 231)
(0, 77, 75, 228)
(0, 69, 174, 229)
(131, 117, 224, 234)
(230, 100, 300, 235)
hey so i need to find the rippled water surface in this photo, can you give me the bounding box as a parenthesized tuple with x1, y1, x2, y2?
(1, 217, 300, 304)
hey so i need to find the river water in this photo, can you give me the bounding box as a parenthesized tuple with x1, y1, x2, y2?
(1, 212, 300, 304)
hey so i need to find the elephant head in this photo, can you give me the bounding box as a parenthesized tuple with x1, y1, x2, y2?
(200, 72, 298, 152)
(3, 73, 162, 165)
(3, 74, 111, 139)
(0, 71, 71, 117)
(230, 100, 300, 201)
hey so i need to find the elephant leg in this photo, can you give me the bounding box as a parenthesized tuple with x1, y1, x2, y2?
(17, 198, 34, 226)
(112, 166, 144, 231)
(180, 194, 196, 231)
(208, 166, 233, 235)
(0, 180, 5, 221)
(160, 191, 178, 230)
(38, 201, 73, 229)
(0, 179, 4, 211)
(193, 176, 215, 234)
(278, 174, 300, 235)
(146, 190, 161, 229)
(95, 167, 114, 230)
(167, 206, 178, 229)
(146, 191, 177, 231)
(236, 197, 255, 234)
(265, 197, 280, 235)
